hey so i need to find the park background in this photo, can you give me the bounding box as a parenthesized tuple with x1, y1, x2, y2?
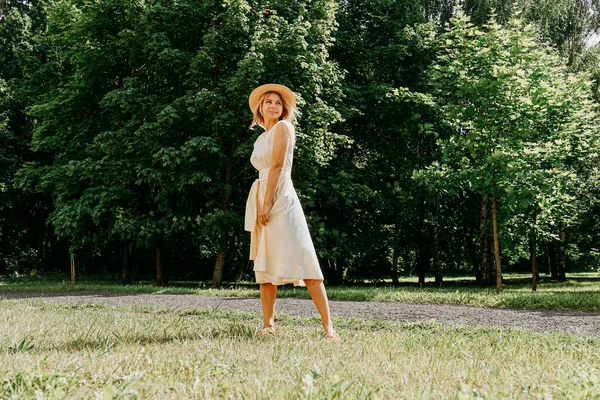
(2, 0, 600, 290)
(3, 1, 600, 399)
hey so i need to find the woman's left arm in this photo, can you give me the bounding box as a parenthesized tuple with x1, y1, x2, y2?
(258, 123, 290, 226)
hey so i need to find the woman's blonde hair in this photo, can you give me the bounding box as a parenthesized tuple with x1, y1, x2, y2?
(250, 91, 298, 129)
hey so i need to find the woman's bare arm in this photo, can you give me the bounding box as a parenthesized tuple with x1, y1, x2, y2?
(258, 122, 290, 226)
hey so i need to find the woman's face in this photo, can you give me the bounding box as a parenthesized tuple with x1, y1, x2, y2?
(261, 92, 283, 121)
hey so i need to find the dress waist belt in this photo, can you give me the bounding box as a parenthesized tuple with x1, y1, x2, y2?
(245, 167, 290, 232)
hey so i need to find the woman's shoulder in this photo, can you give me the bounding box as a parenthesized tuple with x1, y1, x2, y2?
(268, 120, 295, 143)
(273, 119, 294, 129)
(274, 120, 295, 135)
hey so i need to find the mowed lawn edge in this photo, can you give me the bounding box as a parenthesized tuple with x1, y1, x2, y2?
(1, 272, 600, 312)
(1, 301, 599, 399)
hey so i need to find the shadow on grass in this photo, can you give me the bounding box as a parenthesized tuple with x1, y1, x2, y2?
(6, 323, 258, 355)
(0, 290, 145, 300)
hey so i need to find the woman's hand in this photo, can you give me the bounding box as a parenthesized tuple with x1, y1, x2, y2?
(258, 202, 273, 226)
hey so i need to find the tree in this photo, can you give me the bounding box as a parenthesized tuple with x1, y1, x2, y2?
(0, 79, 13, 272)
(18, 0, 344, 287)
(330, 0, 453, 283)
(417, 11, 599, 291)
(1, 1, 58, 274)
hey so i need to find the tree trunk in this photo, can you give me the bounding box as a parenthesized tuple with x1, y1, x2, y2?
(418, 269, 426, 286)
(433, 263, 442, 287)
(156, 245, 167, 286)
(479, 195, 494, 286)
(122, 243, 132, 285)
(468, 224, 480, 285)
(212, 155, 233, 289)
(492, 194, 502, 293)
(391, 247, 400, 286)
(416, 240, 428, 286)
(212, 250, 226, 288)
(432, 192, 442, 287)
(531, 242, 537, 291)
(236, 260, 246, 282)
(557, 224, 566, 281)
(531, 210, 537, 292)
(324, 257, 345, 286)
(416, 200, 429, 287)
(70, 253, 75, 284)
(548, 239, 557, 279)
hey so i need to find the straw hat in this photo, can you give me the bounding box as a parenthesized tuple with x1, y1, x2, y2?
(248, 83, 297, 112)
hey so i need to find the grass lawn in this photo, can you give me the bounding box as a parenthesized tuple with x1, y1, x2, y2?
(2, 272, 600, 311)
(1, 300, 599, 399)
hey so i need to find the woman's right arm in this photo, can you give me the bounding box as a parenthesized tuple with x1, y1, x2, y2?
(258, 123, 290, 226)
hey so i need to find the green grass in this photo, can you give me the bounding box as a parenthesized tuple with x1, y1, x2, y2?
(0, 300, 598, 399)
(2, 272, 600, 311)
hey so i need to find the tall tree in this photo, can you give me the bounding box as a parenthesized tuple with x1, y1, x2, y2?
(330, 0, 453, 283)
(418, 11, 599, 290)
(0, 1, 57, 274)
(18, 0, 344, 287)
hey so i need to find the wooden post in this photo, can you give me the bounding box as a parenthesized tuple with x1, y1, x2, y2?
(70, 252, 75, 284)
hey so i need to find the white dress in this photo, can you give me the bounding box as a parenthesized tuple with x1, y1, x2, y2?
(244, 120, 324, 286)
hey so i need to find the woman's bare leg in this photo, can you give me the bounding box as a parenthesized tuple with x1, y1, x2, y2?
(304, 279, 336, 335)
(259, 283, 278, 328)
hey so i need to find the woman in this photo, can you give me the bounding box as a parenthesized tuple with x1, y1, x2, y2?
(245, 83, 342, 342)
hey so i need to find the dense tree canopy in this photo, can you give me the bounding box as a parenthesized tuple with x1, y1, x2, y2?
(1, 0, 599, 286)
(414, 11, 599, 289)
(13, 0, 346, 287)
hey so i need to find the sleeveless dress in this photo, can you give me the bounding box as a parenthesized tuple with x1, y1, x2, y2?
(244, 120, 324, 286)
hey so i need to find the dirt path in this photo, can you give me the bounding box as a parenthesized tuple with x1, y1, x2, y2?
(2, 291, 600, 336)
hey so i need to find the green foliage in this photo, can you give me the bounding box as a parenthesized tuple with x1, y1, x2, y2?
(417, 11, 599, 264)
(0, 1, 56, 274)
(442, 0, 600, 67)
(16, 0, 345, 284)
(2, 0, 600, 283)
(0, 79, 11, 249)
(325, 0, 445, 280)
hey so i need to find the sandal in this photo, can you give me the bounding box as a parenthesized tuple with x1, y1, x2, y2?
(255, 326, 276, 337)
(325, 330, 342, 343)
